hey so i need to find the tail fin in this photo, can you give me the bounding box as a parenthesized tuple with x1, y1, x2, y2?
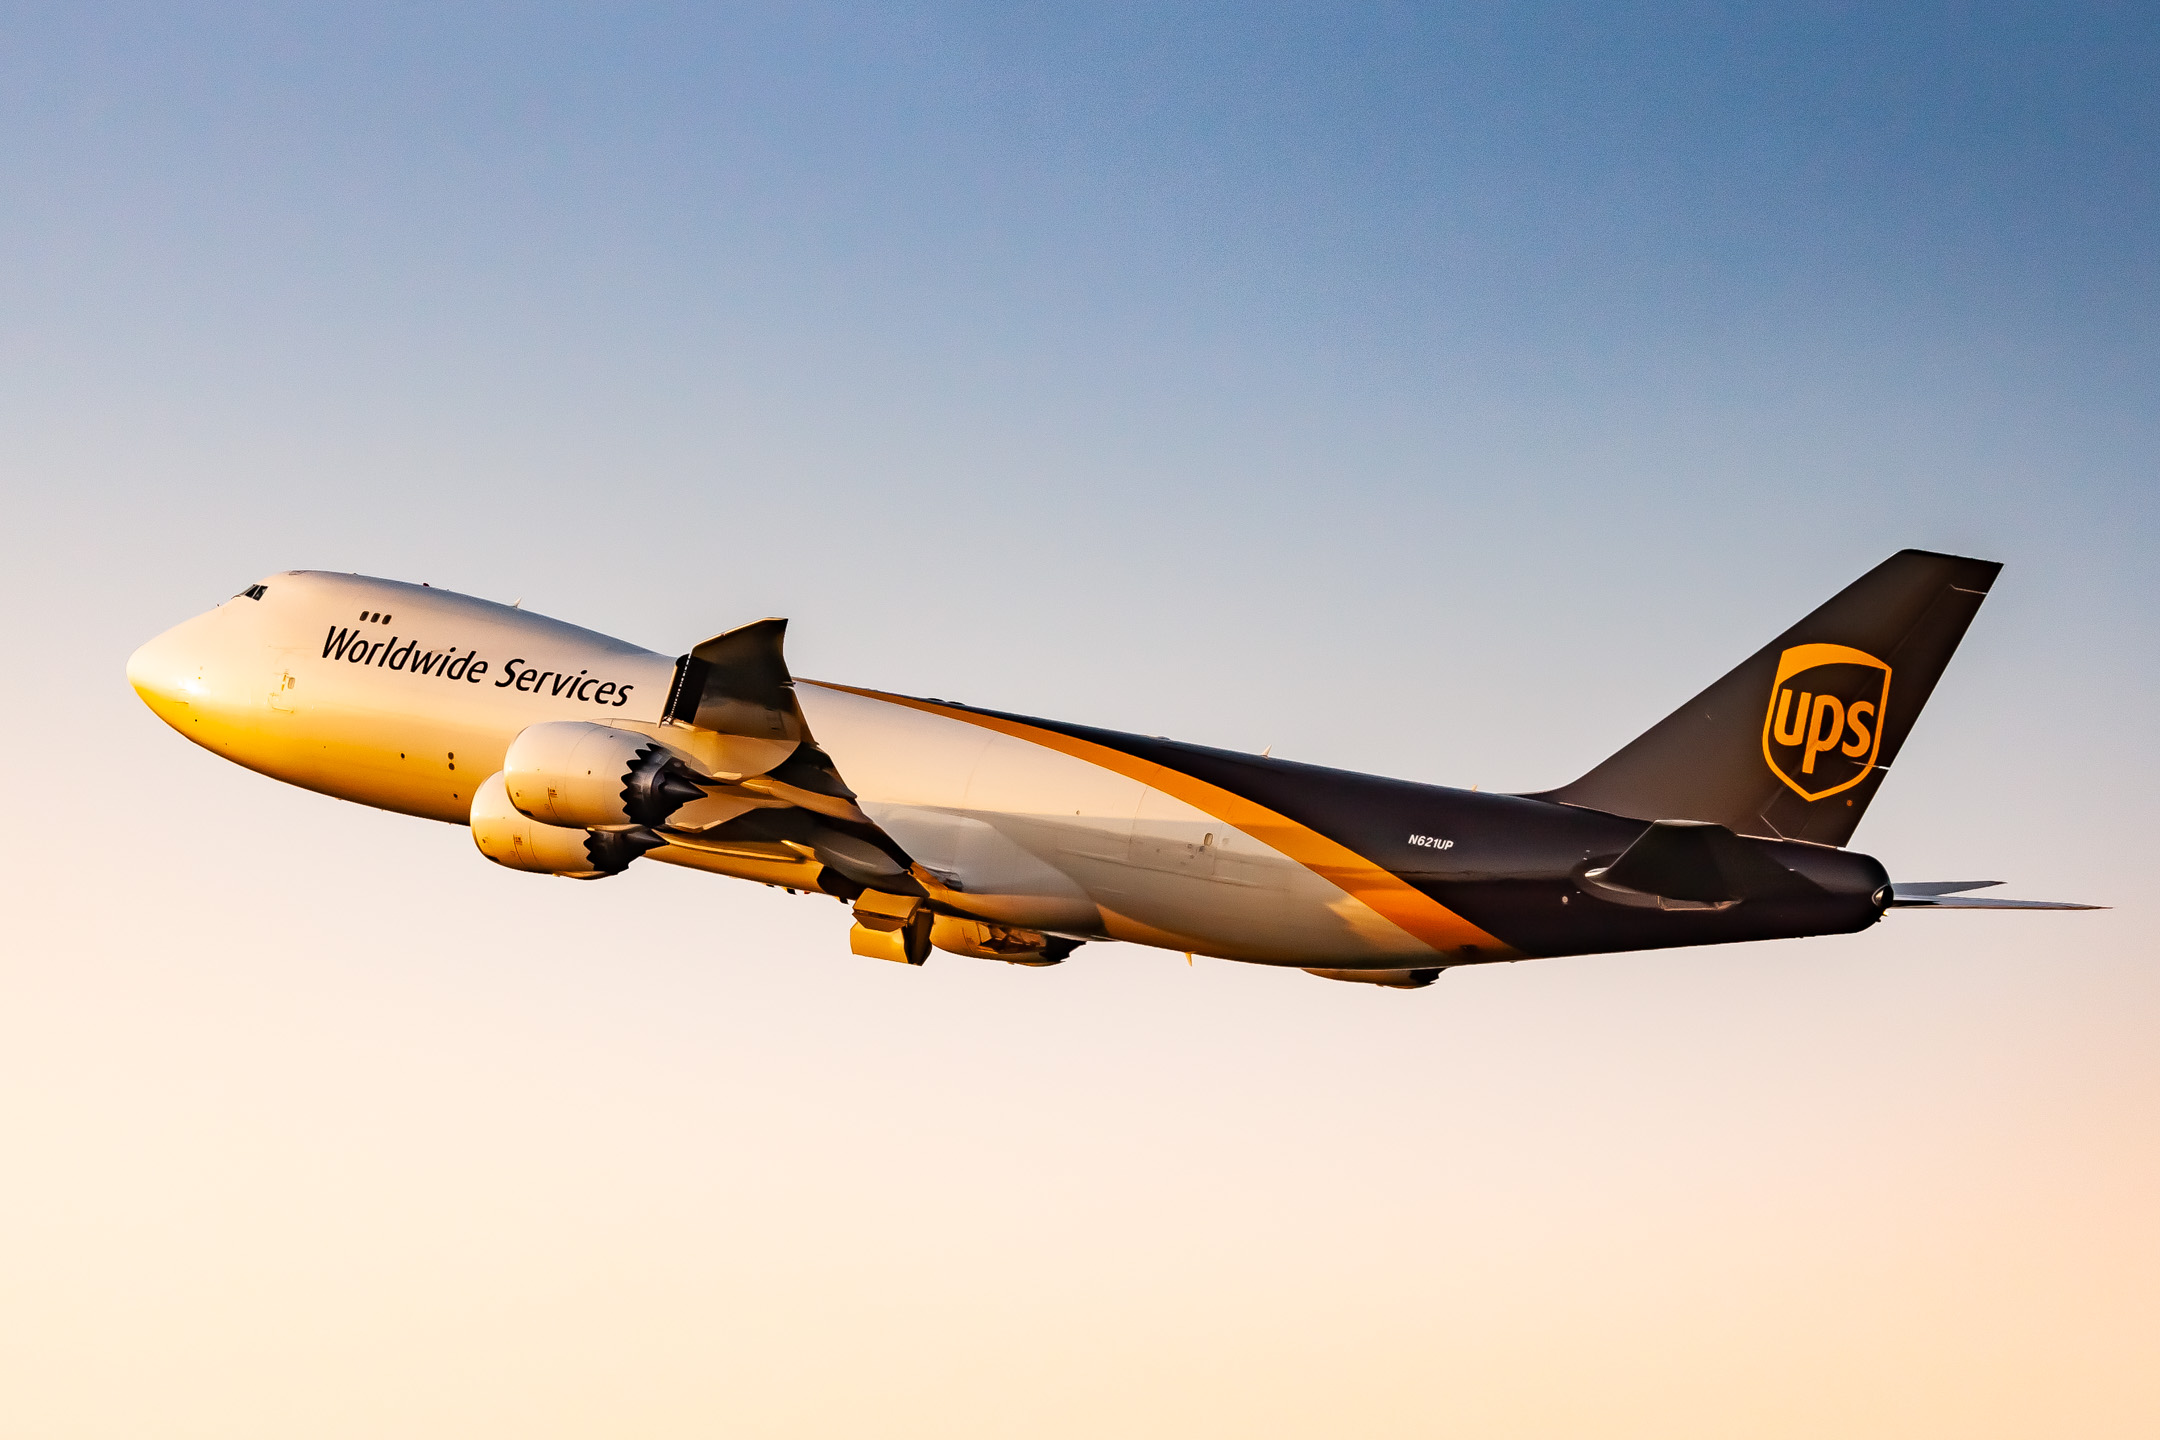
(1536, 549, 2002, 846)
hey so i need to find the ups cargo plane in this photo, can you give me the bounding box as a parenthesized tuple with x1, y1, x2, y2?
(128, 550, 2096, 987)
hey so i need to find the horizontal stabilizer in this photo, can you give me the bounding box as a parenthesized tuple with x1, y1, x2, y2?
(1586, 820, 1824, 905)
(1889, 882, 2103, 910)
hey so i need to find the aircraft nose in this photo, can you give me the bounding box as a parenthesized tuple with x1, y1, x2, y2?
(128, 622, 200, 721)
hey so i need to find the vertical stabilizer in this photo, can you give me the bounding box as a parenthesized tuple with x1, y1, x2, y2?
(1535, 549, 2001, 846)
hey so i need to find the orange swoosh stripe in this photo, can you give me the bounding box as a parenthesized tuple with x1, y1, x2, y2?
(806, 682, 1512, 958)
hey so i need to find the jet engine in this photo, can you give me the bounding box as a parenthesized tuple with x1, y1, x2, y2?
(502, 720, 711, 829)
(471, 770, 664, 878)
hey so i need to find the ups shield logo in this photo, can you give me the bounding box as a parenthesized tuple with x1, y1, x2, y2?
(1761, 643, 1891, 801)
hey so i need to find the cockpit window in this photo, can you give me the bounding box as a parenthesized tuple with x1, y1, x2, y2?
(237, 584, 267, 600)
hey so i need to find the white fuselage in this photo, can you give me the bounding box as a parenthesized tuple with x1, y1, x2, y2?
(130, 571, 1489, 967)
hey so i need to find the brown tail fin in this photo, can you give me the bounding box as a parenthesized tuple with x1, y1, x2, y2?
(1534, 549, 2001, 846)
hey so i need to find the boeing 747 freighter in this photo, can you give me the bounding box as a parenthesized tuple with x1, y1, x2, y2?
(128, 550, 2096, 986)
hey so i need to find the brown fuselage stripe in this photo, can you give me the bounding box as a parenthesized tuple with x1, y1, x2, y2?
(805, 682, 1513, 958)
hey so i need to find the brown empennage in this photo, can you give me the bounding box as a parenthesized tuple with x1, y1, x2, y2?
(1537, 549, 2001, 847)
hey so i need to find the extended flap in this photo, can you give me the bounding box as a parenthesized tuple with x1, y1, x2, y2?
(664, 617, 808, 742)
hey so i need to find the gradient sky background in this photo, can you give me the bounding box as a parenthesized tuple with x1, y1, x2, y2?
(3, 5, 2156, 1436)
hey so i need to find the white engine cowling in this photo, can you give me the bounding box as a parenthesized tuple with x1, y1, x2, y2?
(471, 770, 661, 878)
(502, 721, 709, 829)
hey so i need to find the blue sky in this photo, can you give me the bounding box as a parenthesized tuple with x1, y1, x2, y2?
(2, 7, 2156, 1436)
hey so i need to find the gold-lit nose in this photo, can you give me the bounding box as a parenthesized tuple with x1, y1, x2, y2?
(127, 625, 199, 721)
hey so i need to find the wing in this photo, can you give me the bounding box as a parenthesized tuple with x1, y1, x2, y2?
(653, 617, 1070, 966)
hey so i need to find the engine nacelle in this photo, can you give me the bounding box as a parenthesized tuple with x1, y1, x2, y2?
(502, 721, 709, 830)
(471, 770, 663, 878)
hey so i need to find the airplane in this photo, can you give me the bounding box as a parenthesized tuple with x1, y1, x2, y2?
(127, 549, 2098, 988)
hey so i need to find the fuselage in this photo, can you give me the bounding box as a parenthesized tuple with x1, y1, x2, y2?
(129, 571, 1890, 971)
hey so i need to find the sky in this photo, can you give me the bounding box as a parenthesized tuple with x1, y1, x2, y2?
(2, 4, 2156, 1436)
